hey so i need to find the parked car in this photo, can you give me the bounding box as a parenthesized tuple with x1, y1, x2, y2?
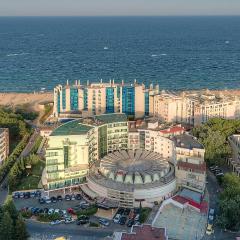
(43, 208, 49, 214)
(54, 209, 60, 214)
(216, 172, 224, 177)
(50, 220, 63, 225)
(65, 194, 71, 201)
(13, 192, 20, 199)
(19, 192, 24, 198)
(39, 198, 45, 204)
(98, 218, 110, 226)
(67, 208, 76, 215)
(30, 191, 36, 198)
(44, 196, 51, 204)
(134, 214, 140, 221)
(57, 195, 63, 201)
(71, 194, 76, 200)
(65, 217, 75, 224)
(35, 190, 41, 198)
(124, 209, 130, 216)
(80, 203, 90, 209)
(127, 219, 134, 227)
(51, 196, 57, 203)
(24, 192, 30, 199)
(119, 216, 127, 225)
(76, 194, 82, 200)
(77, 215, 89, 225)
(113, 214, 121, 223)
(48, 208, 55, 215)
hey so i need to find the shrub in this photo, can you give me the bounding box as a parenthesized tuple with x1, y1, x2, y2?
(89, 222, 100, 227)
(76, 205, 98, 217)
(139, 208, 152, 223)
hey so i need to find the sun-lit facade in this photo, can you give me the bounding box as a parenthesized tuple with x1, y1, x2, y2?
(53, 80, 150, 119)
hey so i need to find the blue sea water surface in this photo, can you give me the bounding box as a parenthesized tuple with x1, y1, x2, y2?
(0, 16, 240, 92)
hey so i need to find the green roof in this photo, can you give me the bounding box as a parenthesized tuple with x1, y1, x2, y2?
(51, 120, 94, 136)
(95, 113, 127, 124)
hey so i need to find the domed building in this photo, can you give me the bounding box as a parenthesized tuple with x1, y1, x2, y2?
(87, 149, 176, 208)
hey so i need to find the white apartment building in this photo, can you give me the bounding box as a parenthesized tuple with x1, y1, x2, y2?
(173, 134, 206, 193)
(153, 91, 240, 126)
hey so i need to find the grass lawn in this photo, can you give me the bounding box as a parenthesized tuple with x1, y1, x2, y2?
(15, 159, 45, 191)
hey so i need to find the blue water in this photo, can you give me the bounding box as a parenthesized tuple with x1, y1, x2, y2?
(0, 16, 240, 92)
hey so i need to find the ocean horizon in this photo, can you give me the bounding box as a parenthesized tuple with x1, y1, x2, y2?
(0, 16, 240, 92)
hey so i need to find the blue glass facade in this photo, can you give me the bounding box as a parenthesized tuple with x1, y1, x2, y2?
(122, 86, 135, 116)
(62, 89, 66, 110)
(106, 87, 115, 113)
(83, 88, 88, 110)
(145, 91, 149, 116)
(70, 88, 79, 111)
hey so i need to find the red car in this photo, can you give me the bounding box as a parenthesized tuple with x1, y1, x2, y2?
(67, 208, 76, 215)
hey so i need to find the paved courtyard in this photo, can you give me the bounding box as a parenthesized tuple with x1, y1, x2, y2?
(153, 203, 207, 240)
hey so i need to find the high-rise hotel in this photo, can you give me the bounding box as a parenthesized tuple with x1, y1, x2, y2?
(53, 80, 156, 119)
(53, 81, 240, 126)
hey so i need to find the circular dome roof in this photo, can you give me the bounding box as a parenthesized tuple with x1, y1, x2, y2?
(99, 150, 171, 185)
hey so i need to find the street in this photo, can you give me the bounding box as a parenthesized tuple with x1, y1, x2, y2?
(26, 219, 113, 240)
(202, 168, 239, 240)
(0, 129, 39, 205)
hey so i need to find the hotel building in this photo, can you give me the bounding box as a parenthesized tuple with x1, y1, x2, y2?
(0, 128, 9, 165)
(53, 80, 151, 119)
(43, 113, 206, 206)
(43, 114, 128, 191)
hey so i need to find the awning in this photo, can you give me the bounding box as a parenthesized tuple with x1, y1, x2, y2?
(80, 184, 98, 199)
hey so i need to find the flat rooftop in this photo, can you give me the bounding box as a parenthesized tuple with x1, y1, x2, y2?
(173, 134, 204, 150)
(51, 113, 127, 136)
(50, 120, 94, 136)
(153, 203, 207, 240)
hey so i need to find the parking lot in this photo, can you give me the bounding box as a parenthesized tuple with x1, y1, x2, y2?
(13, 190, 144, 230)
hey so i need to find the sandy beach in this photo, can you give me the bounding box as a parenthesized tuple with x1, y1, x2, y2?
(0, 92, 53, 112)
(0, 89, 240, 113)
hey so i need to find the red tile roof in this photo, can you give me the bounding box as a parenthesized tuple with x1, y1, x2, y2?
(159, 126, 184, 134)
(177, 161, 206, 172)
(121, 224, 167, 240)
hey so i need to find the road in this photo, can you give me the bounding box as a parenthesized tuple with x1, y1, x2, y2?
(26, 219, 114, 240)
(0, 129, 40, 205)
(202, 168, 239, 240)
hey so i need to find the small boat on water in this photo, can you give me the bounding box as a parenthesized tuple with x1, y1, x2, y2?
(104, 46, 108, 50)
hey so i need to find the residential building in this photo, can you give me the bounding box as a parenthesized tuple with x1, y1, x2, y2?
(228, 135, 240, 177)
(173, 134, 206, 192)
(153, 91, 240, 126)
(0, 128, 9, 164)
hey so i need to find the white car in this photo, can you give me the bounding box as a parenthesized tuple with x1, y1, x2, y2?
(113, 214, 121, 223)
(44, 196, 51, 204)
(54, 209, 60, 214)
(48, 208, 55, 215)
(50, 220, 63, 225)
(134, 214, 140, 221)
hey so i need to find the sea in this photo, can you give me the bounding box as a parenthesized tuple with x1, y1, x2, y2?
(0, 16, 240, 92)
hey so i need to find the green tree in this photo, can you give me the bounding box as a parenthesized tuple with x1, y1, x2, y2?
(15, 216, 29, 240)
(3, 198, 18, 223)
(0, 211, 14, 240)
(217, 173, 240, 231)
